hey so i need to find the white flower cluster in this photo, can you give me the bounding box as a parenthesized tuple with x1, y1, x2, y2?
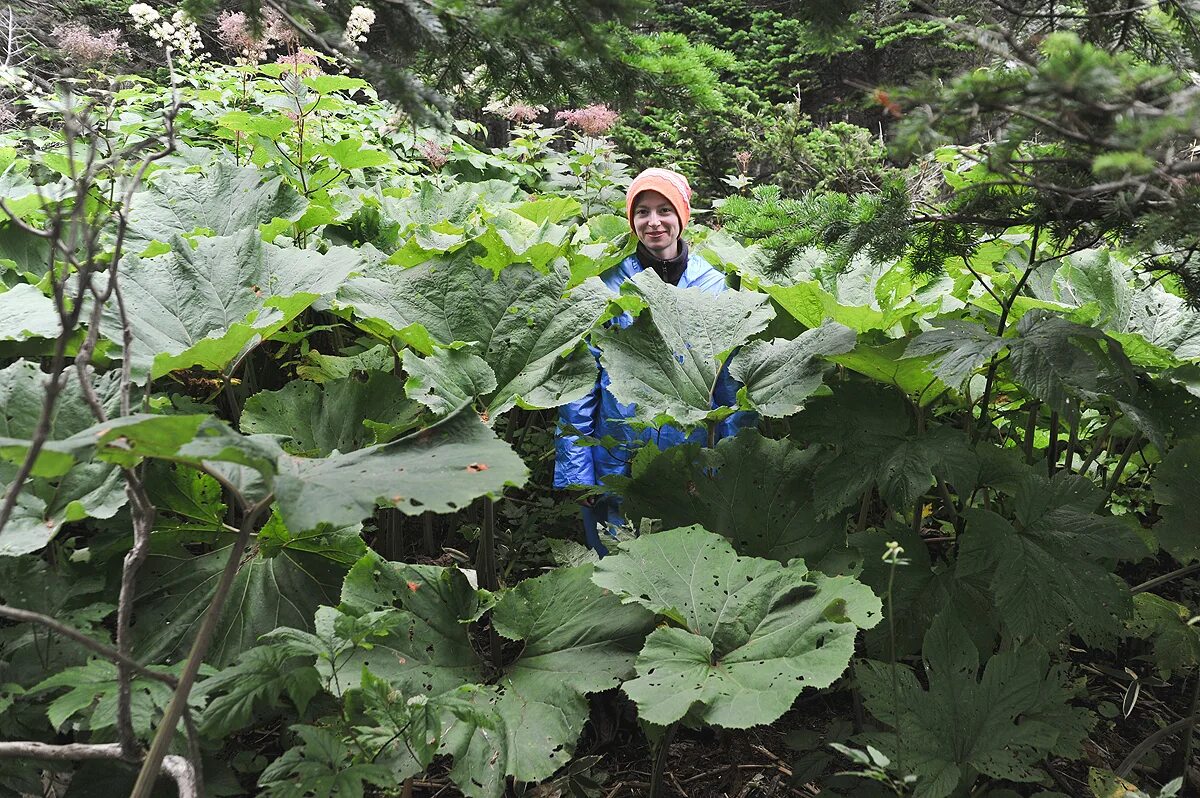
(341, 5, 376, 50)
(127, 4, 204, 61)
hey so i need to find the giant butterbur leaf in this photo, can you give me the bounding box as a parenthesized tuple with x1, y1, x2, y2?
(331, 555, 653, 798)
(1050, 249, 1200, 362)
(402, 347, 498, 416)
(240, 372, 423, 456)
(0, 400, 523, 534)
(105, 230, 365, 378)
(270, 405, 527, 528)
(472, 209, 572, 276)
(0, 284, 59, 342)
(0, 361, 125, 556)
(337, 253, 611, 416)
(124, 159, 307, 255)
(594, 270, 774, 429)
(857, 611, 1093, 798)
(730, 322, 856, 417)
(592, 526, 881, 728)
(607, 430, 846, 564)
(763, 270, 937, 335)
(133, 511, 366, 668)
(831, 339, 949, 404)
(956, 471, 1145, 647)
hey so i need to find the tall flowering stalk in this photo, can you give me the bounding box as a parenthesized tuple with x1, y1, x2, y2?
(342, 5, 376, 50)
(127, 4, 204, 70)
(52, 24, 124, 66)
(216, 9, 296, 65)
(556, 104, 620, 215)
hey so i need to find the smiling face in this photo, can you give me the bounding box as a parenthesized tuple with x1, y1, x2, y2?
(632, 189, 681, 260)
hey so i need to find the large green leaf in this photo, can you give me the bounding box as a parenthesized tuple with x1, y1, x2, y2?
(857, 611, 1093, 798)
(132, 513, 365, 668)
(794, 386, 978, 518)
(402, 346, 498, 416)
(1051, 249, 1200, 362)
(763, 267, 938, 335)
(472, 209, 572, 276)
(269, 405, 527, 529)
(730, 322, 856, 417)
(831, 339, 949, 404)
(1151, 437, 1200, 563)
(956, 472, 1144, 647)
(1129, 592, 1200, 680)
(337, 254, 611, 416)
(105, 230, 365, 378)
(30, 658, 178, 739)
(904, 320, 1005, 389)
(0, 403, 523, 532)
(332, 556, 652, 798)
(125, 159, 307, 255)
(0, 556, 111, 682)
(0, 361, 126, 556)
(240, 372, 422, 456)
(592, 526, 880, 728)
(0, 222, 52, 280)
(0, 284, 59, 342)
(594, 270, 774, 429)
(1003, 310, 1133, 412)
(607, 431, 846, 564)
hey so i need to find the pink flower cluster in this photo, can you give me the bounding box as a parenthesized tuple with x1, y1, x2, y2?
(276, 49, 321, 75)
(419, 140, 450, 169)
(735, 150, 751, 173)
(217, 9, 296, 63)
(556, 104, 619, 137)
(502, 103, 542, 124)
(53, 23, 123, 64)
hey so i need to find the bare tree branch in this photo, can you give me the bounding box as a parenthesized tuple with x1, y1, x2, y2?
(0, 605, 177, 687)
(0, 743, 196, 798)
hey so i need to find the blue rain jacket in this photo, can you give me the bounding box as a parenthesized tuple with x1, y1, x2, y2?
(554, 250, 756, 520)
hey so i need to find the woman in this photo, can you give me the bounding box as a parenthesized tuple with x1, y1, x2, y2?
(554, 167, 754, 553)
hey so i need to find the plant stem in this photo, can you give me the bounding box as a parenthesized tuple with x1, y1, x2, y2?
(1065, 403, 1080, 473)
(648, 722, 679, 798)
(936, 480, 959, 525)
(975, 224, 1041, 443)
(130, 497, 272, 798)
(855, 489, 872, 533)
(1023, 400, 1040, 464)
(1133, 563, 1200, 594)
(1047, 410, 1059, 476)
(477, 499, 502, 670)
(1099, 432, 1142, 510)
(422, 511, 436, 557)
(1117, 711, 1200, 777)
(1182, 672, 1200, 780)
(1079, 416, 1119, 473)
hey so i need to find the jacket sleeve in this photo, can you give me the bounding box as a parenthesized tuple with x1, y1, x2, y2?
(554, 373, 600, 487)
(713, 358, 758, 441)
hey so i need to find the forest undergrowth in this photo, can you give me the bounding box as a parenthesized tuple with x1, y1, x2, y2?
(2, 3, 1200, 798)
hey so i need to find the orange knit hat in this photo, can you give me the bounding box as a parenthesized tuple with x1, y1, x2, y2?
(626, 168, 692, 232)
